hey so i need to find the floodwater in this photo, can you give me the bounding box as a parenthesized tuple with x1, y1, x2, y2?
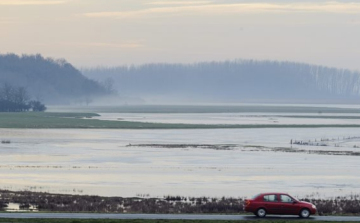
(1, 117, 360, 198)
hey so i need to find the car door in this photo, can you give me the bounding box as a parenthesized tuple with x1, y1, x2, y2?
(263, 194, 281, 214)
(279, 194, 298, 215)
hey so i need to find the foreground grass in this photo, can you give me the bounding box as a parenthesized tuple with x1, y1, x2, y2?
(0, 220, 355, 223)
(1, 112, 360, 129)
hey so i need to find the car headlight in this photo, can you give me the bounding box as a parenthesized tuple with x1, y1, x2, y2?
(312, 205, 316, 209)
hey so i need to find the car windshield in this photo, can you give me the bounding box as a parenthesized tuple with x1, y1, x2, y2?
(252, 194, 260, 199)
(281, 195, 298, 201)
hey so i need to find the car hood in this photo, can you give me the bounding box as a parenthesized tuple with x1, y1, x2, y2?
(298, 201, 314, 206)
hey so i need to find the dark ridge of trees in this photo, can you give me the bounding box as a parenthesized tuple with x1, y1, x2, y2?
(0, 53, 110, 105)
(82, 60, 360, 103)
(0, 83, 46, 112)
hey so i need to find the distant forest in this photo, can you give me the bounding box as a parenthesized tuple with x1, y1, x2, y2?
(82, 60, 360, 104)
(0, 54, 110, 105)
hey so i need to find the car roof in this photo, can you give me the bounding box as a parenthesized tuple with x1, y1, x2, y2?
(258, 192, 290, 196)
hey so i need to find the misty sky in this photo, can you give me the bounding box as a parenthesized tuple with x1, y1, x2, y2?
(1, 0, 359, 70)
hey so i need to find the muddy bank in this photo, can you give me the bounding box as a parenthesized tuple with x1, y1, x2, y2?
(127, 144, 236, 150)
(128, 144, 360, 156)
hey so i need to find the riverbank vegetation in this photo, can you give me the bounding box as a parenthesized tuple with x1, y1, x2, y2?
(0, 190, 359, 216)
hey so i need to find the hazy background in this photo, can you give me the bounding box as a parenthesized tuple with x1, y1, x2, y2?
(1, 0, 360, 105)
(82, 61, 360, 104)
(1, 0, 360, 70)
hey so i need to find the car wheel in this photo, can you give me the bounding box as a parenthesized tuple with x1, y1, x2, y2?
(299, 208, 310, 218)
(256, 208, 267, 218)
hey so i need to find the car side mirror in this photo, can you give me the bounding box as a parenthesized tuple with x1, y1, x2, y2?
(292, 200, 298, 204)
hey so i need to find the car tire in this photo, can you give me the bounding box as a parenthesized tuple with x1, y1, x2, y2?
(299, 208, 310, 218)
(256, 208, 267, 218)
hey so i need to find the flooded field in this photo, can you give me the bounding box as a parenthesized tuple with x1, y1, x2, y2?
(1, 118, 360, 198)
(95, 112, 360, 125)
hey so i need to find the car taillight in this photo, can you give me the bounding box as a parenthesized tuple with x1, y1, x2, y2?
(245, 200, 251, 206)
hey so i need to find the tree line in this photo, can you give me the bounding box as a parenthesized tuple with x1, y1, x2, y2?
(0, 83, 46, 112)
(82, 60, 360, 103)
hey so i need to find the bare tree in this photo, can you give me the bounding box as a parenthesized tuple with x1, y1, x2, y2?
(0, 83, 46, 112)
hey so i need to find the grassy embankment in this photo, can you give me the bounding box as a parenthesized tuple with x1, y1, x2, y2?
(1, 112, 360, 129)
(0, 220, 356, 223)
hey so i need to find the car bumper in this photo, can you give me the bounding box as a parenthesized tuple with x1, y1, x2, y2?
(310, 208, 317, 215)
(244, 206, 255, 212)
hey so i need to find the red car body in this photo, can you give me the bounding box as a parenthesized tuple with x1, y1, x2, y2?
(244, 192, 316, 218)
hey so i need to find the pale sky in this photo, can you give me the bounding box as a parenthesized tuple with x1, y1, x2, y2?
(1, 0, 360, 70)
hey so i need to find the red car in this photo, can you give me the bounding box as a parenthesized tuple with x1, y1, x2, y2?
(244, 192, 316, 218)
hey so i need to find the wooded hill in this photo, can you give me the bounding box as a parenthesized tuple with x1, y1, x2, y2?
(0, 54, 109, 105)
(82, 60, 360, 104)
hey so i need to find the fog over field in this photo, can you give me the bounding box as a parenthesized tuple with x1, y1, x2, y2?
(82, 60, 360, 105)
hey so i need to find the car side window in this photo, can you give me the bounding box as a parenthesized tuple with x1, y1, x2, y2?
(263, 195, 277, 202)
(280, 195, 293, 203)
